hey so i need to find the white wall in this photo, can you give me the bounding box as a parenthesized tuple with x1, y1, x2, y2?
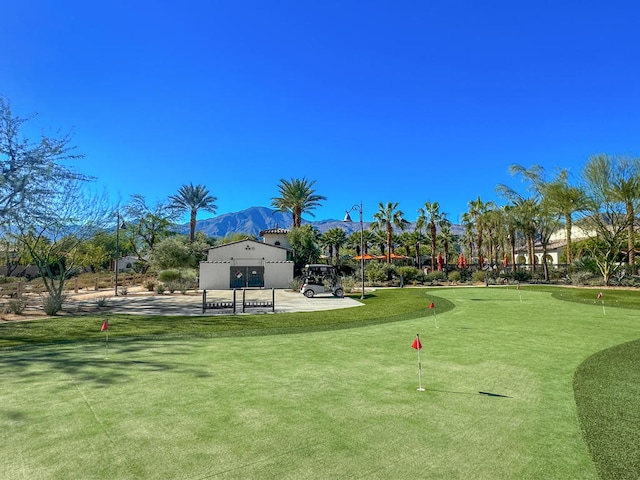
(199, 261, 294, 289)
(207, 240, 288, 263)
(200, 240, 293, 289)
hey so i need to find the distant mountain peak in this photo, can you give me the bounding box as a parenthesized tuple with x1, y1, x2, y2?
(183, 206, 461, 238)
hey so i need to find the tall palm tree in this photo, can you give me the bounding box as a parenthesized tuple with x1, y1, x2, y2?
(541, 170, 588, 268)
(371, 202, 408, 263)
(321, 227, 347, 266)
(466, 196, 494, 267)
(438, 220, 455, 271)
(169, 183, 217, 242)
(418, 202, 446, 271)
(271, 178, 327, 228)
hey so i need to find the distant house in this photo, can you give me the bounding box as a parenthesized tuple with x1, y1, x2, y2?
(516, 225, 591, 266)
(115, 255, 141, 272)
(199, 238, 293, 290)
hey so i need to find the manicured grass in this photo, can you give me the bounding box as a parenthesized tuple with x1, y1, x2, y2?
(0, 289, 452, 348)
(574, 339, 640, 479)
(1, 286, 638, 479)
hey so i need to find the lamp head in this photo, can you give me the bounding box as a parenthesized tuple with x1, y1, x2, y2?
(343, 212, 353, 222)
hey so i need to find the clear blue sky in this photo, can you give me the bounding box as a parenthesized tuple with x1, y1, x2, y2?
(3, 1, 639, 225)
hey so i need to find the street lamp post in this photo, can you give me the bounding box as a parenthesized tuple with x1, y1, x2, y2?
(344, 202, 365, 300)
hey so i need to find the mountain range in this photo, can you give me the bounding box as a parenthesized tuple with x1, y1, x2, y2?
(181, 206, 462, 239)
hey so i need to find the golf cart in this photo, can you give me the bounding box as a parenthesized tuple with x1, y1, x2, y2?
(300, 264, 344, 298)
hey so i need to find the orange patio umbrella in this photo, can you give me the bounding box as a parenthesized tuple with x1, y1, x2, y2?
(353, 253, 376, 260)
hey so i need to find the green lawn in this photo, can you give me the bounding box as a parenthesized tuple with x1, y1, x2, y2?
(1, 286, 638, 479)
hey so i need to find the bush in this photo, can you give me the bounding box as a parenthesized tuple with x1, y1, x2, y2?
(288, 277, 304, 291)
(426, 270, 447, 283)
(8, 298, 28, 314)
(119, 287, 128, 296)
(447, 270, 461, 283)
(164, 280, 180, 293)
(340, 275, 356, 293)
(365, 262, 395, 284)
(43, 294, 65, 315)
(567, 270, 593, 286)
(144, 279, 157, 291)
(472, 270, 489, 283)
(396, 266, 420, 283)
(156, 283, 166, 294)
(158, 269, 181, 282)
(95, 296, 109, 307)
(513, 270, 532, 282)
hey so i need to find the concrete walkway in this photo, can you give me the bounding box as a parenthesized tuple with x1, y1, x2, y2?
(68, 288, 364, 316)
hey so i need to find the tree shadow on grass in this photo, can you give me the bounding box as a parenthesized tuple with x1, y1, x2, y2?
(0, 338, 214, 387)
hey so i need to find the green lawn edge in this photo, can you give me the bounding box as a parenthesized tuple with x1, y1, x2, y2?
(574, 339, 640, 479)
(0, 288, 453, 348)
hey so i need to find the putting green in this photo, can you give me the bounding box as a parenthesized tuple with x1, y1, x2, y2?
(1, 286, 638, 479)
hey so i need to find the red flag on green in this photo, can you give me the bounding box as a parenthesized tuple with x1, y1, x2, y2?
(429, 302, 435, 309)
(597, 292, 603, 299)
(412, 336, 422, 350)
(101, 320, 108, 331)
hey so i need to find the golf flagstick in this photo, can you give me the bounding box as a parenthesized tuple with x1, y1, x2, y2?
(101, 320, 109, 358)
(429, 302, 438, 328)
(412, 334, 425, 391)
(598, 292, 605, 315)
(517, 283, 522, 303)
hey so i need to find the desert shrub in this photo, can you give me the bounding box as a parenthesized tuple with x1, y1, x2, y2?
(365, 262, 394, 284)
(512, 270, 532, 282)
(95, 296, 109, 307)
(156, 283, 166, 294)
(43, 294, 65, 315)
(396, 266, 420, 283)
(567, 270, 593, 286)
(144, 279, 157, 291)
(119, 287, 129, 296)
(340, 275, 356, 293)
(288, 277, 304, 291)
(426, 270, 447, 283)
(158, 269, 181, 282)
(447, 270, 461, 283)
(164, 280, 180, 293)
(472, 270, 489, 283)
(8, 298, 28, 314)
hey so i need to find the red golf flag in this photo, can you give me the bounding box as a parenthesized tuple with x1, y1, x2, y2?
(429, 302, 435, 309)
(101, 320, 109, 331)
(597, 292, 603, 299)
(412, 336, 422, 350)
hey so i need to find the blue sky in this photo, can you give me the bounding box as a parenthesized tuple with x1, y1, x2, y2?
(3, 1, 639, 225)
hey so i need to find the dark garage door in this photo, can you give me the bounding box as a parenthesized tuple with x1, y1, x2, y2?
(229, 266, 265, 288)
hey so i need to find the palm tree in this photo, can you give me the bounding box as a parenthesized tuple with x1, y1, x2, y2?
(169, 183, 217, 242)
(321, 227, 347, 266)
(541, 171, 588, 269)
(466, 197, 494, 267)
(271, 178, 327, 228)
(418, 202, 447, 271)
(370, 202, 408, 263)
(438, 220, 455, 271)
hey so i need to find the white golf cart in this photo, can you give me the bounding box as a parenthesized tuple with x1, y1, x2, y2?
(300, 264, 344, 298)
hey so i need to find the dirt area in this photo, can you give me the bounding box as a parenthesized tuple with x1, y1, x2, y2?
(0, 285, 167, 322)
